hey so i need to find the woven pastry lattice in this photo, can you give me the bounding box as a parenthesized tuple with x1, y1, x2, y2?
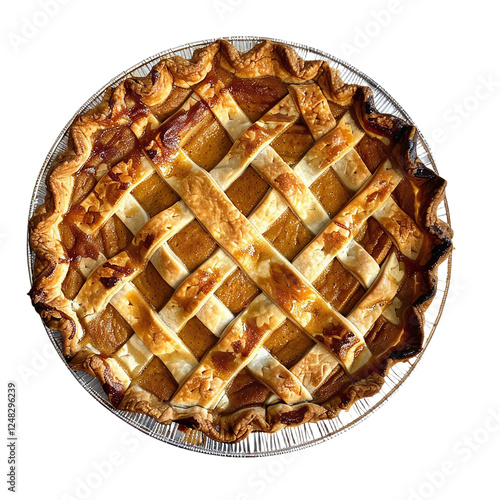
(29, 39, 452, 443)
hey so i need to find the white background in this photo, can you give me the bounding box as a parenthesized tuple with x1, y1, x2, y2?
(1, 0, 499, 499)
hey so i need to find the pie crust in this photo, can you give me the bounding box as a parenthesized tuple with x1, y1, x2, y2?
(29, 39, 452, 443)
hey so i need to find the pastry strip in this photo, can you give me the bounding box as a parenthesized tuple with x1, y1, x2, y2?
(289, 84, 337, 140)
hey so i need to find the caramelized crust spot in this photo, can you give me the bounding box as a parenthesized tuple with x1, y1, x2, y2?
(72, 126, 139, 204)
(227, 75, 289, 121)
(150, 86, 192, 122)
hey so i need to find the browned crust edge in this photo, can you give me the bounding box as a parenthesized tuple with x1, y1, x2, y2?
(29, 85, 129, 357)
(29, 39, 452, 443)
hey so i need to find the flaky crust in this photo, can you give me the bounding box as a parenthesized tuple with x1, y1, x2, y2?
(29, 39, 452, 443)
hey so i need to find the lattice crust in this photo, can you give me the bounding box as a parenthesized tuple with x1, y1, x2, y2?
(29, 40, 452, 443)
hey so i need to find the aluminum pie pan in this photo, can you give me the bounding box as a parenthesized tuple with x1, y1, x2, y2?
(27, 36, 452, 457)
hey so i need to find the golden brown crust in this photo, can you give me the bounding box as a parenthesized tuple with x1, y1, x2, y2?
(167, 42, 220, 88)
(315, 63, 358, 107)
(127, 60, 173, 107)
(29, 39, 452, 443)
(119, 382, 329, 443)
(219, 40, 321, 82)
(30, 93, 119, 356)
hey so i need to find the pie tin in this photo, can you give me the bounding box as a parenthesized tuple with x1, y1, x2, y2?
(27, 36, 452, 457)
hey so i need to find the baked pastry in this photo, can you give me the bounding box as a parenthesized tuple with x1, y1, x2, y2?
(29, 39, 452, 443)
